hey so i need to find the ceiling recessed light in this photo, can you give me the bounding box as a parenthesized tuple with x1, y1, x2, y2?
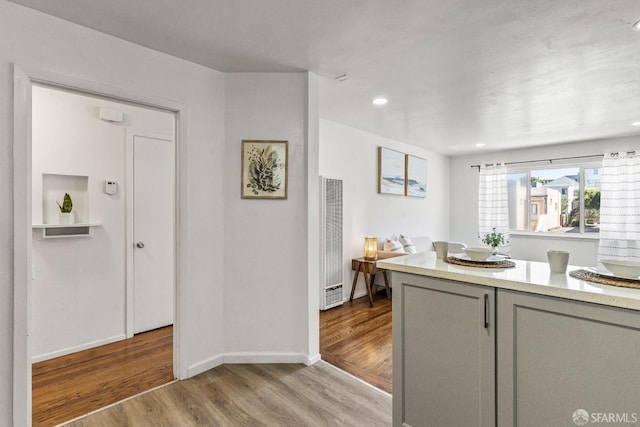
(475, 143, 486, 147)
(633, 20, 640, 31)
(334, 74, 349, 82)
(632, 121, 640, 126)
(372, 98, 388, 106)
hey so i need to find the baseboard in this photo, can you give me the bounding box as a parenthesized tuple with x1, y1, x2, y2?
(306, 353, 322, 366)
(348, 289, 368, 300)
(186, 352, 320, 378)
(186, 353, 224, 377)
(32, 334, 127, 363)
(348, 286, 390, 301)
(223, 352, 311, 365)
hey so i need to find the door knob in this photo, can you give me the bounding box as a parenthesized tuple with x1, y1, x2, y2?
(136, 241, 145, 248)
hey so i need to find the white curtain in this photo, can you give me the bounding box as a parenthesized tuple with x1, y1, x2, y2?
(478, 163, 510, 253)
(598, 151, 640, 261)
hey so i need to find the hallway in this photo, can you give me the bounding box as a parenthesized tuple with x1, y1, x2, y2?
(32, 326, 173, 426)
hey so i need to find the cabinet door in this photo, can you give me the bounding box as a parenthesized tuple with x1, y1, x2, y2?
(497, 290, 640, 427)
(393, 273, 495, 427)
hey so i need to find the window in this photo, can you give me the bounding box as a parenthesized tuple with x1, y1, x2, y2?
(507, 164, 601, 234)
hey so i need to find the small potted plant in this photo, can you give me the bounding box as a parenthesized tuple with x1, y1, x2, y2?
(481, 227, 506, 253)
(57, 193, 74, 224)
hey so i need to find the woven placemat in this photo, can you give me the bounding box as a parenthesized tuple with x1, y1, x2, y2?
(569, 269, 640, 290)
(445, 256, 516, 269)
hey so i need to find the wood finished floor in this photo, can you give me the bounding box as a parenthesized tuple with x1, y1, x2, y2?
(32, 326, 174, 427)
(320, 291, 392, 393)
(65, 362, 391, 427)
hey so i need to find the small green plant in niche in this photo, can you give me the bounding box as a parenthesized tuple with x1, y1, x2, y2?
(57, 193, 73, 213)
(481, 227, 506, 249)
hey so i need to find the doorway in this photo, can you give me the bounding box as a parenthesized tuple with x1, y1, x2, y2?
(13, 65, 185, 426)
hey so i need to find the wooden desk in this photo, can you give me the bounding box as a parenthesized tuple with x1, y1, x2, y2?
(350, 257, 391, 307)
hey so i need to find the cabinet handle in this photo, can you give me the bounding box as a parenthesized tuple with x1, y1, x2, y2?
(484, 293, 489, 329)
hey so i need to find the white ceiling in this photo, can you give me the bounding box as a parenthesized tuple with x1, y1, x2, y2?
(10, 0, 640, 155)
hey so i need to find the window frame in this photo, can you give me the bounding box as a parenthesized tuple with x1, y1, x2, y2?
(506, 161, 601, 236)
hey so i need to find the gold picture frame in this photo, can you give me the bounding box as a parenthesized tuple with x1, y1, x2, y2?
(241, 140, 288, 199)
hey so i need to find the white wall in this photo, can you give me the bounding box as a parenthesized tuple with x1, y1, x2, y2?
(223, 73, 313, 362)
(450, 136, 640, 267)
(1, 2, 226, 422)
(319, 119, 451, 298)
(30, 86, 174, 361)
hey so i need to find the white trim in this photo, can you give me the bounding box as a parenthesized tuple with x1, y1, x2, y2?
(18, 65, 186, 113)
(32, 334, 127, 363)
(306, 353, 322, 366)
(12, 64, 189, 425)
(13, 64, 33, 427)
(174, 107, 189, 380)
(306, 72, 321, 364)
(506, 163, 602, 236)
(223, 352, 312, 365)
(186, 354, 225, 378)
(186, 352, 321, 377)
(125, 130, 134, 338)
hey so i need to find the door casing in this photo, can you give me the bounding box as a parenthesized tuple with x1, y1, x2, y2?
(12, 64, 187, 426)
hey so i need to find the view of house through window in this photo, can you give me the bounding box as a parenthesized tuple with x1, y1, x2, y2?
(507, 165, 601, 234)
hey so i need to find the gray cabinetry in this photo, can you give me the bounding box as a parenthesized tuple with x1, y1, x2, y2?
(497, 289, 640, 427)
(394, 272, 640, 427)
(392, 272, 495, 427)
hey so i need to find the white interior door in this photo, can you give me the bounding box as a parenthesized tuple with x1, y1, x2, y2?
(127, 130, 175, 335)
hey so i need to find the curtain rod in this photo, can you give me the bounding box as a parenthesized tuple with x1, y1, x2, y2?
(470, 153, 604, 170)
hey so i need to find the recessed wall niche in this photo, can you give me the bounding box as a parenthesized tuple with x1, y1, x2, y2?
(42, 173, 89, 224)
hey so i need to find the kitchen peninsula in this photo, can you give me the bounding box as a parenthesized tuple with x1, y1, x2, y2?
(378, 252, 640, 427)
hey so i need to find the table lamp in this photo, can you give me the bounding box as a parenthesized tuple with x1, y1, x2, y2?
(364, 236, 378, 260)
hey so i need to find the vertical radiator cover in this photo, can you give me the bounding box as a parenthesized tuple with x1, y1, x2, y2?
(320, 177, 343, 310)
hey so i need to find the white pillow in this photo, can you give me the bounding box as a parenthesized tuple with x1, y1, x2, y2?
(399, 234, 417, 254)
(383, 235, 394, 251)
(384, 236, 405, 253)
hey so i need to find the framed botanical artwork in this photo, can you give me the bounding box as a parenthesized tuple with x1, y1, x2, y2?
(378, 147, 405, 195)
(241, 140, 288, 199)
(405, 155, 427, 197)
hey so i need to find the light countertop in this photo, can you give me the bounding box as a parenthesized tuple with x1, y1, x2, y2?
(377, 252, 640, 311)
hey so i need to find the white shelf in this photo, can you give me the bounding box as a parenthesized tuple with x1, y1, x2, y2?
(32, 223, 101, 239)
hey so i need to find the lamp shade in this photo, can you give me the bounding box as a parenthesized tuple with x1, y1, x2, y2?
(364, 236, 378, 260)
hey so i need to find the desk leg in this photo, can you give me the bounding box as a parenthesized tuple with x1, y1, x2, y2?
(363, 270, 374, 307)
(349, 261, 361, 302)
(382, 271, 391, 299)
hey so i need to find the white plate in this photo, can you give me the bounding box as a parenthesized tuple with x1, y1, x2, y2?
(586, 267, 640, 281)
(451, 254, 503, 263)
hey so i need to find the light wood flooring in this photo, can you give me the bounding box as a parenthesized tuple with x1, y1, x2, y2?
(320, 291, 392, 393)
(32, 326, 174, 427)
(65, 362, 391, 426)
(33, 293, 392, 426)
